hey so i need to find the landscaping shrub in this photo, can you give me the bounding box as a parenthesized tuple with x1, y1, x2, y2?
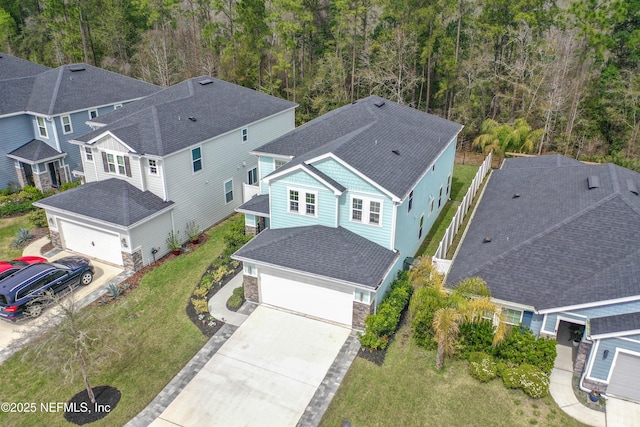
(27, 209, 48, 228)
(501, 367, 521, 389)
(191, 298, 209, 314)
(12, 227, 34, 247)
(106, 283, 122, 299)
(494, 327, 557, 374)
(458, 320, 495, 359)
(359, 272, 413, 350)
(518, 364, 550, 398)
(193, 287, 208, 298)
(60, 181, 81, 192)
(199, 273, 214, 291)
(226, 287, 244, 309)
(0, 185, 45, 216)
(409, 286, 447, 349)
(468, 352, 497, 382)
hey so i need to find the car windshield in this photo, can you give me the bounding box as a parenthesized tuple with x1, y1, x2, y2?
(0, 270, 17, 281)
(49, 263, 71, 271)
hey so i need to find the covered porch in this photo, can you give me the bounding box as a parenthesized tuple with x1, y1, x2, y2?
(7, 139, 70, 191)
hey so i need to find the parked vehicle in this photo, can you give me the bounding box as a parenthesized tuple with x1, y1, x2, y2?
(0, 256, 94, 321)
(0, 256, 47, 281)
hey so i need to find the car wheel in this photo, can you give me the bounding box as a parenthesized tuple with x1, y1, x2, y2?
(24, 303, 43, 318)
(80, 271, 93, 286)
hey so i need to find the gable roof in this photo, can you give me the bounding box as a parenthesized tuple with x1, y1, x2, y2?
(7, 139, 65, 164)
(446, 155, 640, 311)
(34, 178, 174, 227)
(74, 77, 297, 157)
(232, 225, 398, 289)
(255, 96, 463, 199)
(0, 53, 49, 79)
(590, 312, 640, 338)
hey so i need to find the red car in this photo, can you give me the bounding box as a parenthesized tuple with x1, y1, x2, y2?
(0, 256, 47, 281)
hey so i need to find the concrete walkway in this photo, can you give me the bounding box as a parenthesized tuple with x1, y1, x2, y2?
(549, 369, 606, 427)
(207, 272, 249, 326)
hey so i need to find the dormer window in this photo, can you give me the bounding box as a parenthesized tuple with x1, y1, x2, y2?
(36, 116, 47, 138)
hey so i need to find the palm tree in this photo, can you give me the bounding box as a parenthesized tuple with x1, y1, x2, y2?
(472, 118, 544, 159)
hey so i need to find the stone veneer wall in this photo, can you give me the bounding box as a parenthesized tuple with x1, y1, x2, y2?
(352, 301, 373, 330)
(243, 275, 259, 302)
(15, 166, 27, 188)
(122, 249, 143, 271)
(33, 171, 52, 192)
(50, 229, 62, 248)
(245, 225, 257, 236)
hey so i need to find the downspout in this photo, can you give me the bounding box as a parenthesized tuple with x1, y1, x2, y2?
(579, 339, 608, 399)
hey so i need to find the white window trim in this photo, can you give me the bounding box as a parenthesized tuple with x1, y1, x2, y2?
(148, 159, 158, 175)
(88, 109, 98, 120)
(36, 116, 48, 138)
(354, 289, 370, 304)
(84, 146, 93, 162)
(105, 151, 128, 176)
(501, 307, 523, 326)
(61, 115, 73, 134)
(191, 146, 203, 173)
(244, 263, 257, 277)
(408, 190, 414, 213)
(242, 128, 248, 143)
(247, 167, 257, 185)
(349, 195, 384, 226)
(114, 103, 123, 110)
(224, 179, 234, 204)
(274, 159, 288, 170)
(287, 187, 318, 217)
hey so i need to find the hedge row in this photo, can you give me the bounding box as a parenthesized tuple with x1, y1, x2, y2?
(359, 271, 412, 350)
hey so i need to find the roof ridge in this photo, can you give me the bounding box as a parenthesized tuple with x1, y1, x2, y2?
(454, 192, 620, 282)
(47, 67, 65, 115)
(608, 163, 621, 193)
(151, 105, 164, 156)
(122, 182, 131, 226)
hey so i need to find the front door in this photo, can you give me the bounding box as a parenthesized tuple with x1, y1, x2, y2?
(47, 162, 59, 188)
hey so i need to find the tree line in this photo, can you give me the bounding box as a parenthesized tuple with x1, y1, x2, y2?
(1, 0, 638, 163)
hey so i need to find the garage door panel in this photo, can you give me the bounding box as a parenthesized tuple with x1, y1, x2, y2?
(260, 273, 352, 326)
(59, 220, 123, 266)
(608, 353, 640, 401)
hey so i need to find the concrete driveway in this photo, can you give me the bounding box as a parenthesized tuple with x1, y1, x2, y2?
(606, 397, 640, 427)
(0, 251, 123, 357)
(150, 305, 351, 427)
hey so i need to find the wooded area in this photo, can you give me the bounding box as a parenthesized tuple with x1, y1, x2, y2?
(1, 0, 638, 164)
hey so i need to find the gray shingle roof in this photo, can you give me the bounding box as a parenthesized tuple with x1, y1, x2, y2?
(34, 178, 174, 227)
(232, 225, 399, 288)
(446, 156, 640, 311)
(256, 96, 463, 199)
(0, 53, 49, 79)
(591, 312, 640, 337)
(237, 194, 270, 216)
(74, 77, 297, 157)
(7, 139, 64, 163)
(0, 76, 36, 115)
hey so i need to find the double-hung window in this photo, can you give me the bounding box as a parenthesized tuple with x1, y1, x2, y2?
(418, 215, 424, 239)
(289, 189, 317, 216)
(224, 179, 234, 203)
(305, 193, 316, 215)
(148, 159, 158, 175)
(192, 147, 202, 172)
(350, 196, 383, 226)
(501, 308, 523, 325)
(103, 152, 130, 176)
(241, 128, 248, 143)
(36, 117, 47, 138)
(61, 115, 73, 134)
(289, 190, 299, 212)
(438, 186, 444, 208)
(84, 147, 93, 162)
(247, 167, 257, 185)
(408, 190, 414, 212)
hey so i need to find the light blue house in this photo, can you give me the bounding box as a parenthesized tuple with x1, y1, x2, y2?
(233, 96, 463, 328)
(447, 155, 640, 401)
(0, 52, 159, 191)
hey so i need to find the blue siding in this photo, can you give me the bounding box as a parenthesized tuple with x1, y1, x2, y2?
(543, 300, 640, 334)
(269, 170, 336, 229)
(338, 191, 393, 249)
(245, 214, 256, 227)
(0, 115, 35, 188)
(313, 158, 384, 195)
(374, 256, 404, 307)
(55, 110, 102, 173)
(259, 156, 275, 181)
(393, 139, 456, 257)
(529, 313, 545, 336)
(589, 337, 640, 382)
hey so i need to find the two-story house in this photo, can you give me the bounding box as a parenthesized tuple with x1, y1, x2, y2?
(0, 52, 159, 191)
(446, 155, 640, 402)
(35, 77, 297, 270)
(232, 96, 463, 329)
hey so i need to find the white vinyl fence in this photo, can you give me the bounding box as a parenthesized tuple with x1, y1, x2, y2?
(433, 152, 493, 264)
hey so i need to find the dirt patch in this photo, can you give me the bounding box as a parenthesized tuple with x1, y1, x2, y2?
(64, 385, 121, 425)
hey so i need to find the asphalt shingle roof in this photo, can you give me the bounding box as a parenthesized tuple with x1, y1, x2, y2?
(232, 225, 398, 288)
(256, 96, 463, 199)
(591, 312, 640, 337)
(75, 77, 297, 157)
(237, 194, 270, 216)
(446, 156, 640, 311)
(7, 139, 63, 163)
(0, 52, 49, 79)
(34, 178, 174, 227)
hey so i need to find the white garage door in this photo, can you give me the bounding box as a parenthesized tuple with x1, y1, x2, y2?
(59, 220, 123, 266)
(607, 352, 640, 401)
(260, 273, 353, 326)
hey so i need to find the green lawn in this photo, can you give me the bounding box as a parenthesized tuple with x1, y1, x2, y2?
(0, 215, 242, 427)
(417, 164, 480, 257)
(0, 215, 32, 260)
(320, 323, 588, 427)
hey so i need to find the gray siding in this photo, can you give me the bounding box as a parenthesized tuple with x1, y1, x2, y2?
(0, 115, 35, 187)
(129, 211, 173, 266)
(543, 300, 640, 334)
(588, 337, 640, 382)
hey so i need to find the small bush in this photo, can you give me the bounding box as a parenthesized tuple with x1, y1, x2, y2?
(12, 227, 34, 248)
(200, 273, 214, 291)
(458, 320, 496, 359)
(212, 266, 230, 283)
(410, 286, 447, 349)
(469, 352, 497, 382)
(60, 181, 80, 192)
(495, 327, 557, 374)
(518, 364, 550, 398)
(27, 209, 48, 228)
(106, 283, 122, 299)
(502, 367, 521, 389)
(496, 361, 509, 378)
(191, 298, 209, 314)
(227, 287, 244, 309)
(193, 287, 208, 298)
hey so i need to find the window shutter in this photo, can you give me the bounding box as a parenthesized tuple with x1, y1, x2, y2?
(124, 156, 132, 177)
(101, 152, 109, 172)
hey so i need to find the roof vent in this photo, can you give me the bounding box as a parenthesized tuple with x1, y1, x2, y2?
(374, 100, 386, 108)
(69, 65, 86, 72)
(587, 175, 600, 189)
(198, 78, 214, 85)
(512, 193, 520, 199)
(483, 237, 492, 243)
(392, 149, 400, 156)
(628, 178, 639, 195)
(188, 116, 197, 122)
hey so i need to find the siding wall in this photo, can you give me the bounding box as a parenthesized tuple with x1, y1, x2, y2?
(129, 210, 174, 266)
(542, 300, 640, 334)
(83, 135, 145, 189)
(588, 336, 640, 382)
(337, 190, 393, 249)
(0, 115, 34, 187)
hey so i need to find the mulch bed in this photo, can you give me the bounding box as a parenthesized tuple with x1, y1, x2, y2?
(357, 307, 411, 366)
(64, 385, 121, 425)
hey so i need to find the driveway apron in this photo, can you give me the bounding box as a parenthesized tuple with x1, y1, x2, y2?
(150, 305, 351, 427)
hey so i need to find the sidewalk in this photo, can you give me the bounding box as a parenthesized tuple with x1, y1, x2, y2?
(207, 272, 249, 326)
(549, 368, 605, 427)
